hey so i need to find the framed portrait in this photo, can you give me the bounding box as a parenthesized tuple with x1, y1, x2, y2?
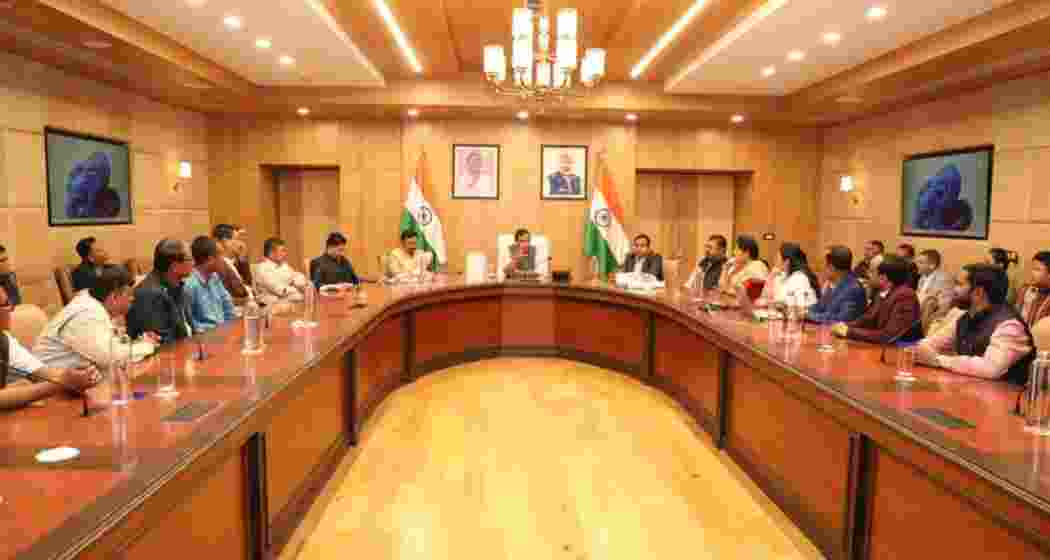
(452, 144, 500, 199)
(900, 145, 993, 240)
(44, 127, 133, 226)
(541, 145, 588, 200)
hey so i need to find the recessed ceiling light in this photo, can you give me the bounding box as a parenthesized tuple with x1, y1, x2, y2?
(407, 108, 420, 117)
(373, 0, 423, 73)
(516, 110, 529, 120)
(631, 0, 714, 79)
(83, 39, 112, 50)
(185, 0, 206, 6)
(822, 31, 842, 44)
(730, 114, 745, 124)
(626, 113, 638, 122)
(223, 15, 242, 30)
(297, 107, 310, 116)
(279, 55, 295, 66)
(761, 66, 776, 77)
(866, 5, 887, 20)
(255, 38, 272, 50)
(787, 50, 805, 62)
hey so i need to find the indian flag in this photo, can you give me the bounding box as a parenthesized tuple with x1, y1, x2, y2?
(400, 153, 447, 271)
(584, 159, 629, 276)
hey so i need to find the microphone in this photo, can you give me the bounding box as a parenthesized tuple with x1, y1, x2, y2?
(6, 365, 91, 417)
(879, 318, 925, 365)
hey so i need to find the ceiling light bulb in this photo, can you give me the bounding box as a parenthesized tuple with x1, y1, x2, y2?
(516, 110, 529, 120)
(731, 114, 745, 124)
(761, 66, 776, 77)
(279, 55, 295, 66)
(407, 108, 420, 117)
(223, 15, 242, 30)
(186, 0, 206, 6)
(626, 113, 638, 122)
(297, 107, 310, 116)
(822, 32, 841, 44)
(787, 50, 805, 62)
(255, 38, 272, 50)
(866, 5, 887, 20)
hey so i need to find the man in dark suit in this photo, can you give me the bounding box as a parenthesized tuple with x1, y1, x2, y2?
(547, 152, 582, 196)
(832, 256, 921, 344)
(622, 234, 664, 281)
(71, 237, 110, 293)
(126, 239, 195, 343)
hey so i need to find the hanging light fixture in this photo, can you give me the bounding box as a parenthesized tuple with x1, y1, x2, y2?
(483, 3, 605, 103)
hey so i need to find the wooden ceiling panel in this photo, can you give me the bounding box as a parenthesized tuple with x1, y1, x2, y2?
(326, 0, 461, 78)
(442, 0, 517, 72)
(602, 0, 698, 80)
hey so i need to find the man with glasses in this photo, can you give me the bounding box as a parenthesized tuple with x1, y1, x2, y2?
(0, 286, 100, 410)
(126, 239, 195, 343)
(35, 265, 157, 369)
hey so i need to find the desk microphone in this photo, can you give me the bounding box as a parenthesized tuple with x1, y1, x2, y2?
(6, 365, 91, 417)
(879, 318, 924, 365)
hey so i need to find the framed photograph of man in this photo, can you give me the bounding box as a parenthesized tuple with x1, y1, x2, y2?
(452, 144, 500, 199)
(541, 145, 588, 200)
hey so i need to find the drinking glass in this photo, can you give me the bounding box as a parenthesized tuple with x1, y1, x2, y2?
(155, 347, 179, 398)
(816, 323, 835, 353)
(1025, 351, 1050, 435)
(895, 346, 916, 382)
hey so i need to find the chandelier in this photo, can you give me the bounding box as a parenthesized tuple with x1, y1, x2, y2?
(482, 3, 605, 103)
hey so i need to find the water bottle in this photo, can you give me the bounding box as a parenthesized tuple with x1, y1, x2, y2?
(1025, 351, 1050, 435)
(301, 282, 318, 328)
(242, 298, 262, 354)
(785, 292, 803, 341)
(110, 327, 132, 406)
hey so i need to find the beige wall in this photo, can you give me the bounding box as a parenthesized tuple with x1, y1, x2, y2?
(275, 169, 340, 273)
(820, 69, 1050, 281)
(210, 118, 821, 279)
(0, 52, 209, 312)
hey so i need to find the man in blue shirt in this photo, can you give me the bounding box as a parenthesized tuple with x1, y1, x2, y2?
(808, 245, 867, 324)
(183, 236, 237, 333)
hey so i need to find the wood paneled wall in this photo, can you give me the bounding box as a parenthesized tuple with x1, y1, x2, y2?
(635, 173, 735, 272)
(208, 118, 821, 279)
(275, 169, 340, 274)
(0, 51, 209, 312)
(820, 68, 1050, 279)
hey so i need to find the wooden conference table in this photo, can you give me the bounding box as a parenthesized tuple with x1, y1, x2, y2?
(1, 278, 1048, 560)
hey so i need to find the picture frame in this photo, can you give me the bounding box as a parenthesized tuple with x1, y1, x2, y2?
(452, 144, 500, 200)
(900, 145, 993, 240)
(541, 144, 588, 200)
(44, 127, 133, 227)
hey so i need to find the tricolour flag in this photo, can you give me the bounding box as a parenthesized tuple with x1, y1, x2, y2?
(583, 156, 629, 276)
(400, 152, 447, 271)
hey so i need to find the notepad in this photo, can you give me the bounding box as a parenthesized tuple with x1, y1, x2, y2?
(910, 407, 975, 430)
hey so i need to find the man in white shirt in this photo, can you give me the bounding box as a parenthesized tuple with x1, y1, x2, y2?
(35, 265, 157, 370)
(916, 249, 954, 329)
(255, 237, 308, 304)
(0, 285, 100, 410)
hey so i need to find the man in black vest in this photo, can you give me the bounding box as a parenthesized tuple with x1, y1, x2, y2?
(916, 263, 1034, 384)
(622, 234, 663, 281)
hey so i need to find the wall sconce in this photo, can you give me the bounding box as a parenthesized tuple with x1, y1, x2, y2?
(173, 161, 192, 193)
(839, 174, 854, 192)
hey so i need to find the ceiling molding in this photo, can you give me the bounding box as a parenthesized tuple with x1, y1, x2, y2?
(786, 0, 1050, 109)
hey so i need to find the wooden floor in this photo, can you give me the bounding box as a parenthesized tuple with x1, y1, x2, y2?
(286, 358, 825, 560)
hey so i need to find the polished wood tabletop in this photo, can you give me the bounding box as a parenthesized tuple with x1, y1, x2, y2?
(0, 278, 1042, 559)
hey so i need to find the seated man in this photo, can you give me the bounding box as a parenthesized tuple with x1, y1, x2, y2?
(808, 245, 867, 323)
(71, 237, 110, 293)
(385, 230, 432, 280)
(126, 239, 195, 343)
(917, 264, 1034, 384)
(0, 243, 21, 306)
(1018, 251, 1050, 328)
(255, 237, 308, 303)
(916, 249, 955, 333)
(853, 240, 884, 292)
(213, 224, 250, 299)
(35, 265, 157, 369)
(685, 235, 728, 292)
(311, 232, 359, 289)
(896, 243, 920, 290)
(0, 286, 100, 410)
(621, 234, 664, 281)
(832, 256, 921, 344)
(503, 228, 536, 279)
(183, 236, 237, 333)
